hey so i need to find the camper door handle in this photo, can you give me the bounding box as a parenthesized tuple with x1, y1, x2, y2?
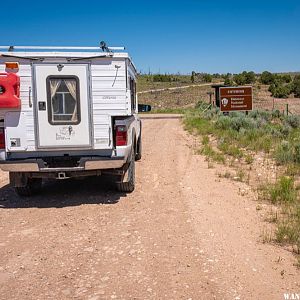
(29, 87, 32, 108)
(108, 127, 111, 146)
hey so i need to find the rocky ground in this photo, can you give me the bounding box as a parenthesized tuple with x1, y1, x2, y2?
(0, 114, 299, 299)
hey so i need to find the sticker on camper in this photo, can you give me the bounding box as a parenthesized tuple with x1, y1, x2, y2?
(56, 126, 75, 141)
(95, 138, 109, 144)
(102, 96, 117, 100)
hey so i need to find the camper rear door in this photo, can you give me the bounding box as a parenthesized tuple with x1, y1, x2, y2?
(33, 64, 110, 150)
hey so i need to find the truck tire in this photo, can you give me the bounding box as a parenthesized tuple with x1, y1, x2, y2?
(116, 148, 135, 193)
(15, 178, 42, 197)
(135, 135, 142, 161)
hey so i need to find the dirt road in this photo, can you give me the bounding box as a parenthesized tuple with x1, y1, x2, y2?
(0, 115, 299, 300)
(137, 82, 222, 94)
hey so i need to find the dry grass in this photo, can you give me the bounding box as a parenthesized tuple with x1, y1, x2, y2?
(254, 84, 300, 114)
(138, 75, 300, 114)
(138, 85, 212, 110)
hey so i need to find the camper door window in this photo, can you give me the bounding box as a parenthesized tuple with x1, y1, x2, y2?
(47, 76, 81, 125)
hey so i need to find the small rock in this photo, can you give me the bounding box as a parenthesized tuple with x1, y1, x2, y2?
(101, 276, 110, 282)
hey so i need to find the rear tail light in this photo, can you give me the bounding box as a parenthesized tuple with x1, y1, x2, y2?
(0, 128, 5, 149)
(115, 125, 127, 146)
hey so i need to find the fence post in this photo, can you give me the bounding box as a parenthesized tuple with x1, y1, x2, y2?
(207, 91, 214, 109)
(286, 103, 289, 116)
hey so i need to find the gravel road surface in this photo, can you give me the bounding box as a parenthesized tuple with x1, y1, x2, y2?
(0, 114, 299, 300)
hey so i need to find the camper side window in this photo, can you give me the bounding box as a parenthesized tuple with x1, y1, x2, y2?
(47, 76, 81, 125)
(130, 78, 136, 112)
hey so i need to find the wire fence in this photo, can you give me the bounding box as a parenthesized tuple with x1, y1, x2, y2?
(138, 85, 300, 115)
(253, 97, 300, 115)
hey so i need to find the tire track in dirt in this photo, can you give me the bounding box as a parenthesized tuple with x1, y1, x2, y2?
(0, 114, 299, 300)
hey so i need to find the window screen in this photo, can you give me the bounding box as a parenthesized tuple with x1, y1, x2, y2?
(47, 76, 81, 125)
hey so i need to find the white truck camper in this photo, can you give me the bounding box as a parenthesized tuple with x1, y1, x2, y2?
(0, 43, 151, 196)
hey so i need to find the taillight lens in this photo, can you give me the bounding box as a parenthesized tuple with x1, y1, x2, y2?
(115, 125, 127, 146)
(0, 128, 5, 149)
(5, 62, 19, 70)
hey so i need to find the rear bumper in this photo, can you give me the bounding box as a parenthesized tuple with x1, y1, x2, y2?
(0, 156, 126, 172)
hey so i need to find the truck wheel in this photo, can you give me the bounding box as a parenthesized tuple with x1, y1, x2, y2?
(135, 135, 142, 161)
(116, 149, 135, 193)
(15, 178, 42, 197)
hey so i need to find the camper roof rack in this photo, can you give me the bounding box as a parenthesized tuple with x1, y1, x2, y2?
(0, 43, 125, 52)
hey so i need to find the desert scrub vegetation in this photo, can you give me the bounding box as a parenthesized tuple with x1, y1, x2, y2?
(148, 107, 189, 114)
(258, 176, 297, 205)
(259, 177, 300, 256)
(200, 135, 225, 164)
(184, 105, 300, 165)
(184, 105, 300, 259)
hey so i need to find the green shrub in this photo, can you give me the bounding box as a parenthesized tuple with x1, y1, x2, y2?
(275, 141, 294, 164)
(293, 142, 300, 163)
(195, 100, 211, 110)
(201, 144, 225, 163)
(233, 71, 256, 85)
(245, 71, 256, 84)
(224, 77, 233, 86)
(268, 83, 276, 94)
(281, 74, 292, 83)
(215, 116, 233, 130)
(271, 110, 282, 118)
(153, 74, 173, 82)
(260, 71, 275, 84)
(269, 127, 284, 138)
(285, 115, 300, 128)
(191, 71, 195, 83)
(233, 74, 245, 85)
(204, 109, 220, 120)
(245, 154, 254, 164)
(261, 176, 297, 204)
(202, 135, 209, 145)
(229, 116, 257, 131)
(228, 111, 242, 118)
(292, 76, 300, 98)
(249, 110, 272, 121)
(276, 223, 299, 244)
(218, 140, 243, 158)
(270, 84, 291, 98)
(202, 74, 212, 83)
(279, 124, 292, 136)
(184, 116, 214, 136)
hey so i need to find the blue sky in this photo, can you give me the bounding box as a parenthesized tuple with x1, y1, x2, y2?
(1, 0, 299, 74)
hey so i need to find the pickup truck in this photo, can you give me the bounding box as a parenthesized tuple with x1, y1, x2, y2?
(0, 44, 151, 195)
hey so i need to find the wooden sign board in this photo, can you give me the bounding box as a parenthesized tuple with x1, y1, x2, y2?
(219, 86, 253, 112)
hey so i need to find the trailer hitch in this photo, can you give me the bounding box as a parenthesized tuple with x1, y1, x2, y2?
(57, 172, 69, 180)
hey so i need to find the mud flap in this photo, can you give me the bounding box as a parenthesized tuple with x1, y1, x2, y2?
(115, 164, 129, 183)
(122, 165, 130, 182)
(115, 148, 133, 183)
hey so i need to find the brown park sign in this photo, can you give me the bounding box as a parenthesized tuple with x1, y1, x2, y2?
(219, 86, 253, 112)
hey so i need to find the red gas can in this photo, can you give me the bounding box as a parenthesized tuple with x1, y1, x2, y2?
(0, 73, 21, 109)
